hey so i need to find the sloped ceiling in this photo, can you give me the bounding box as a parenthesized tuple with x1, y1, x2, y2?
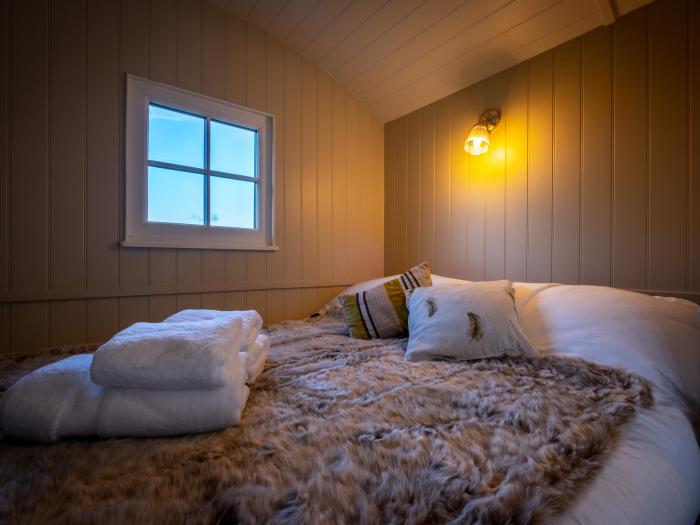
(210, 0, 654, 122)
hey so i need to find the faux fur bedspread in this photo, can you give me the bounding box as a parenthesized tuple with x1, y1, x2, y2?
(0, 314, 652, 525)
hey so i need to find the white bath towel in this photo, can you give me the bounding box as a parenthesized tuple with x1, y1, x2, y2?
(0, 354, 249, 443)
(91, 317, 242, 390)
(245, 334, 270, 384)
(97, 361, 249, 438)
(165, 309, 262, 352)
(0, 354, 103, 443)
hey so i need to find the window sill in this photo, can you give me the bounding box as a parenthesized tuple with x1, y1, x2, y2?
(121, 239, 279, 251)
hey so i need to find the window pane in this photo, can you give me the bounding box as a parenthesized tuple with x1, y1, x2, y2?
(210, 177, 256, 229)
(210, 120, 256, 177)
(148, 104, 205, 169)
(147, 166, 204, 225)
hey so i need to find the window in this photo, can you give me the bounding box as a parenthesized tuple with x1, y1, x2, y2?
(124, 75, 275, 250)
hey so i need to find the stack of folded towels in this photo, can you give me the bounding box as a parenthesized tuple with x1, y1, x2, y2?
(0, 309, 268, 443)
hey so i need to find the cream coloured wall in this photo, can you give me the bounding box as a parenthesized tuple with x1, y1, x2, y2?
(0, 0, 384, 353)
(384, 0, 699, 301)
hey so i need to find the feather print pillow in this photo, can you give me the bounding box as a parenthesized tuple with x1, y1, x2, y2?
(405, 280, 536, 362)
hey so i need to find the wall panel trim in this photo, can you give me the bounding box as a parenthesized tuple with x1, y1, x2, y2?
(0, 279, 353, 304)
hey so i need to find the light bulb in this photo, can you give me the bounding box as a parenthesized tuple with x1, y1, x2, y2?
(465, 123, 490, 155)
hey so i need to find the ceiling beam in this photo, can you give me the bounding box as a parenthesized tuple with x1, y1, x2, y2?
(595, 0, 617, 25)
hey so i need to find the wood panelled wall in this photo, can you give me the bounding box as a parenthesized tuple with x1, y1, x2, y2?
(385, 0, 700, 299)
(0, 0, 384, 353)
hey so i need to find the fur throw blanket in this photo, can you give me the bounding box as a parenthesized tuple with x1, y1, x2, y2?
(0, 314, 651, 524)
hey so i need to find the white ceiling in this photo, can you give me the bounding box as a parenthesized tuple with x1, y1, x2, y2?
(210, 0, 653, 122)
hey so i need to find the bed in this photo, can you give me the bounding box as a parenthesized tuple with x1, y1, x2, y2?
(0, 279, 698, 524)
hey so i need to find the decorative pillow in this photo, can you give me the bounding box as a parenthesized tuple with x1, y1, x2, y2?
(405, 280, 536, 362)
(339, 262, 432, 339)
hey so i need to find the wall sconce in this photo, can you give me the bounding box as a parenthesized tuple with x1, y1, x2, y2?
(464, 109, 500, 155)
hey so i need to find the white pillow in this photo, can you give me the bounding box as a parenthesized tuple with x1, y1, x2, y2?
(405, 280, 536, 362)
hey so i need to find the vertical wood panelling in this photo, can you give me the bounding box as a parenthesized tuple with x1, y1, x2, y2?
(265, 36, 286, 283)
(245, 25, 269, 283)
(224, 15, 247, 285)
(451, 87, 471, 279)
(175, 0, 203, 289)
(10, 0, 49, 292)
(465, 82, 487, 281)
(118, 297, 148, 331)
(247, 290, 267, 321)
(434, 99, 451, 276)
(484, 72, 508, 281)
(201, 292, 226, 310)
(283, 288, 301, 320)
(406, 112, 421, 268)
(346, 95, 362, 280)
(50, 0, 85, 291)
(11, 303, 49, 353)
(225, 291, 247, 311)
(386, 0, 696, 295)
(86, 0, 119, 292)
(301, 288, 318, 318)
(393, 117, 408, 273)
(85, 298, 117, 343)
(175, 293, 201, 312)
(581, 27, 612, 285)
(201, 2, 227, 286)
(283, 49, 302, 281)
(0, 305, 7, 354)
(301, 60, 318, 282)
(384, 121, 395, 274)
(648, 0, 688, 291)
(119, 0, 150, 290)
(149, 295, 177, 322)
(2, 1, 384, 352)
(317, 71, 334, 280)
(552, 40, 581, 284)
(0, 0, 8, 301)
(419, 106, 436, 267)
(358, 105, 371, 279)
(526, 52, 554, 283)
(613, 8, 648, 289)
(504, 62, 529, 282)
(374, 122, 385, 276)
(265, 289, 284, 325)
(332, 81, 348, 278)
(50, 301, 85, 346)
(149, 0, 178, 289)
(692, 0, 700, 292)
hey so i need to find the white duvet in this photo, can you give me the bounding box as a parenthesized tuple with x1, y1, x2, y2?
(391, 276, 700, 523)
(515, 283, 700, 525)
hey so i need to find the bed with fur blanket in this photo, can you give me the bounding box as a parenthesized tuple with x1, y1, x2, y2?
(0, 308, 655, 525)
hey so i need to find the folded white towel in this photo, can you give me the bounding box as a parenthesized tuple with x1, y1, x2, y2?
(164, 309, 262, 352)
(97, 360, 249, 438)
(91, 317, 242, 390)
(0, 354, 103, 443)
(0, 354, 249, 443)
(245, 334, 270, 384)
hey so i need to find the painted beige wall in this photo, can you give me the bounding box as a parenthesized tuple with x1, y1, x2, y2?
(0, 0, 385, 353)
(384, 0, 700, 300)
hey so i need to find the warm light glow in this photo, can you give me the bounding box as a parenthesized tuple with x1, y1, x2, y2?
(464, 124, 490, 155)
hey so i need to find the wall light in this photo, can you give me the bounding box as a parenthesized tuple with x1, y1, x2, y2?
(464, 109, 500, 155)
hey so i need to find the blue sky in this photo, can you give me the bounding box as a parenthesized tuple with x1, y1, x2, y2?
(147, 104, 256, 229)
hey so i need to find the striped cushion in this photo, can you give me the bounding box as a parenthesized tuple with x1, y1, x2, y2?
(339, 262, 432, 339)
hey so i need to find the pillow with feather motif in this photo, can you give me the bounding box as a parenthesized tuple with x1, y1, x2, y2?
(405, 280, 536, 362)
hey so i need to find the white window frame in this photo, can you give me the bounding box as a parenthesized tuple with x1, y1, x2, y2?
(123, 74, 276, 250)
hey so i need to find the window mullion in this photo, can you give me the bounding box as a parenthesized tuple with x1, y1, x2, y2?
(205, 116, 211, 227)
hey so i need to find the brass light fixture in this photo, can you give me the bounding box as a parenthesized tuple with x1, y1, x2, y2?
(464, 109, 501, 155)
